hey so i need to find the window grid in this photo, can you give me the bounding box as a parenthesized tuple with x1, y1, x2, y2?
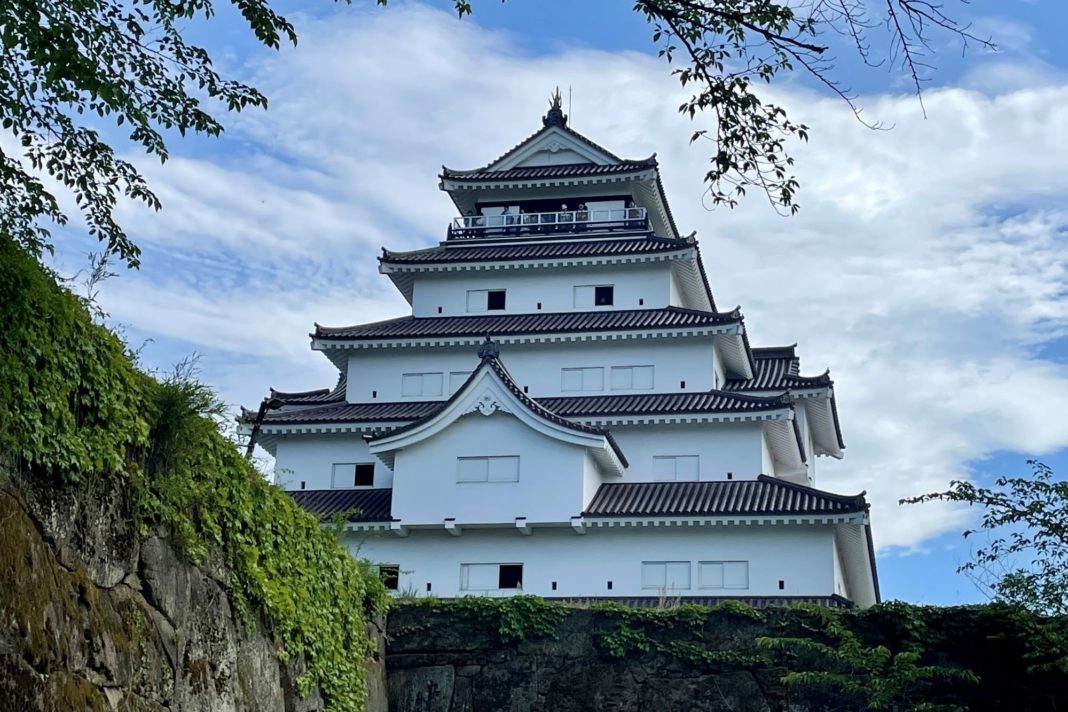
(641, 561, 691, 591)
(456, 456, 520, 483)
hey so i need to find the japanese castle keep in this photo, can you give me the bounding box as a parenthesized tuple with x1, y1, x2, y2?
(243, 93, 880, 607)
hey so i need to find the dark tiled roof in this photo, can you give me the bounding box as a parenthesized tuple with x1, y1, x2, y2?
(724, 345, 832, 392)
(440, 160, 657, 182)
(380, 236, 692, 265)
(288, 488, 393, 522)
(314, 307, 740, 341)
(584, 476, 867, 518)
(445, 122, 628, 176)
(270, 373, 347, 405)
(257, 390, 787, 427)
(260, 400, 441, 425)
(539, 391, 790, 418)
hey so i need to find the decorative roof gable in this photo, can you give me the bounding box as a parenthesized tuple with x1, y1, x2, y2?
(365, 342, 627, 475)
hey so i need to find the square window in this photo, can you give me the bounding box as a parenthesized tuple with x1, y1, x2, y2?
(632, 365, 654, 389)
(582, 367, 604, 392)
(594, 285, 614, 306)
(378, 565, 400, 591)
(401, 374, 422, 397)
(331, 463, 356, 488)
(487, 290, 506, 310)
(699, 561, 749, 590)
(610, 366, 633, 390)
(562, 368, 583, 392)
(354, 463, 375, 487)
(488, 456, 519, 482)
(498, 564, 523, 589)
(457, 457, 489, 482)
(641, 561, 691, 591)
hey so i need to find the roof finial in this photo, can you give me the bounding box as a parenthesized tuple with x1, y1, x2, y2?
(542, 86, 568, 128)
(478, 335, 500, 360)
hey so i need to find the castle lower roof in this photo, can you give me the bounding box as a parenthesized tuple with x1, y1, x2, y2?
(289, 488, 393, 523)
(379, 235, 693, 265)
(723, 345, 833, 392)
(249, 389, 790, 426)
(584, 476, 868, 518)
(313, 307, 740, 342)
(285, 476, 867, 523)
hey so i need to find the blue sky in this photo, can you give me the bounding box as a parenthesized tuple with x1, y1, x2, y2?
(45, 0, 1068, 606)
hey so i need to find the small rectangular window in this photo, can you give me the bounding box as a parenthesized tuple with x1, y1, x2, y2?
(498, 564, 523, 589)
(653, 455, 700, 481)
(609, 365, 654, 391)
(466, 289, 487, 312)
(561, 367, 604, 392)
(641, 561, 690, 591)
(487, 290, 506, 310)
(573, 284, 615, 308)
(699, 561, 749, 590)
(378, 565, 400, 591)
(354, 463, 375, 487)
(331, 464, 355, 488)
(460, 563, 522, 591)
(401, 372, 443, 397)
(457, 456, 519, 483)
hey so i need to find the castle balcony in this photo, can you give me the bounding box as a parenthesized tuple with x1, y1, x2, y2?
(448, 207, 648, 240)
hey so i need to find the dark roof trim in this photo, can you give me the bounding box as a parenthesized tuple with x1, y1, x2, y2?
(583, 475, 868, 518)
(288, 488, 393, 523)
(269, 373, 347, 406)
(538, 390, 790, 418)
(313, 306, 741, 342)
(379, 235, 693, 265)
(440, 159, 657, 182)
(444, 122, 628, 176)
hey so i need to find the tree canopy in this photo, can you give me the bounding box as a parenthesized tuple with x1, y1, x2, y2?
(0, 0, 988, 267)
(903, 461, 1068, 616)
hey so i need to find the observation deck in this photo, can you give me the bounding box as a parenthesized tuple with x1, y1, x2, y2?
(448, 207, 648, 240)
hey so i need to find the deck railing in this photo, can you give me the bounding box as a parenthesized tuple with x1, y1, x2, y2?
(449, 207, 648, 239)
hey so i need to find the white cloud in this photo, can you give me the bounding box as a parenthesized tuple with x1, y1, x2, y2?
(80, 4, 1068, 552)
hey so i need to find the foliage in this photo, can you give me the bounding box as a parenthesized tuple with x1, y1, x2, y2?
(429, 595, 569, 642)
(593, 601, 766, 665)
(0, 236, 151, 478)
(3, 1, 987, 265)
(902, 461, 1068, 616)
(0, 234, 389, 711)
(758, 604, 978, 711)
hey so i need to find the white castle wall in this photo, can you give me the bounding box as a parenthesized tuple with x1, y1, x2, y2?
(273, 434, 391, 490)
(409, 262, 675, 317)
(391, 411, 600, 525)
(344, 338, 719, 403)
(609, 422, 770, 480)
(349, 524, 836, 599)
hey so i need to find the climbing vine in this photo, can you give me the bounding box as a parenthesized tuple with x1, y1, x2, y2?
(428, 595, 570, 643)
(0, 236, 389, 711)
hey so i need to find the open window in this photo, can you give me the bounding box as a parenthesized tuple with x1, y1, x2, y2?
(467, 289, 507, 312)
(594, 285, 614, 306)
(332, 463, 376, 488)
(487, 290, 506, 310)
(460, 563, 524, 591)
(378, 565, 400, 591)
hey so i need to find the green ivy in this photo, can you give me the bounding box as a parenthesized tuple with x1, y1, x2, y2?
(0, 237, 389, 711)
(427, 595, 569, 643)
(592, 601, 766, 664)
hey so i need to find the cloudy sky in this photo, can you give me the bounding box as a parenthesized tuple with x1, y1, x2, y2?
(48, 0, 1068, 604)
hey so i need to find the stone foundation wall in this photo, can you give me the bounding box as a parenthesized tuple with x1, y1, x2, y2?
(0, 474, 386, 712)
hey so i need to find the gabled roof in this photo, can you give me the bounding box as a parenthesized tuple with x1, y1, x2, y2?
(440, 159, 657, 182)
(379, 235, 693, 266)
(723, 345, 833, 392)
(288, 488, 393, 523)
(584, 475, 868, 518)
(313, 306, 741, 342)
(269, 372, 346, 405)
(365, 343, 628, 472)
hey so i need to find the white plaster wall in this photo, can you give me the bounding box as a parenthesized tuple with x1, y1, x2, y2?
(273, 434, 392, 490)
(761, 433, 774, 477)
(582, 451, 605, 509)
(410, 263, 672, 317)
(350, 524, 837, 599)
(345, 339, 716, 403)
(832, 538, 848, 599)
(796, 406, 816, 482)
(391, 411, 588, 525)
(610, 422, 768, 481)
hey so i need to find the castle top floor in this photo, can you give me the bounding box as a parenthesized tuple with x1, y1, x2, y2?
(437, 90, 680, 242)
